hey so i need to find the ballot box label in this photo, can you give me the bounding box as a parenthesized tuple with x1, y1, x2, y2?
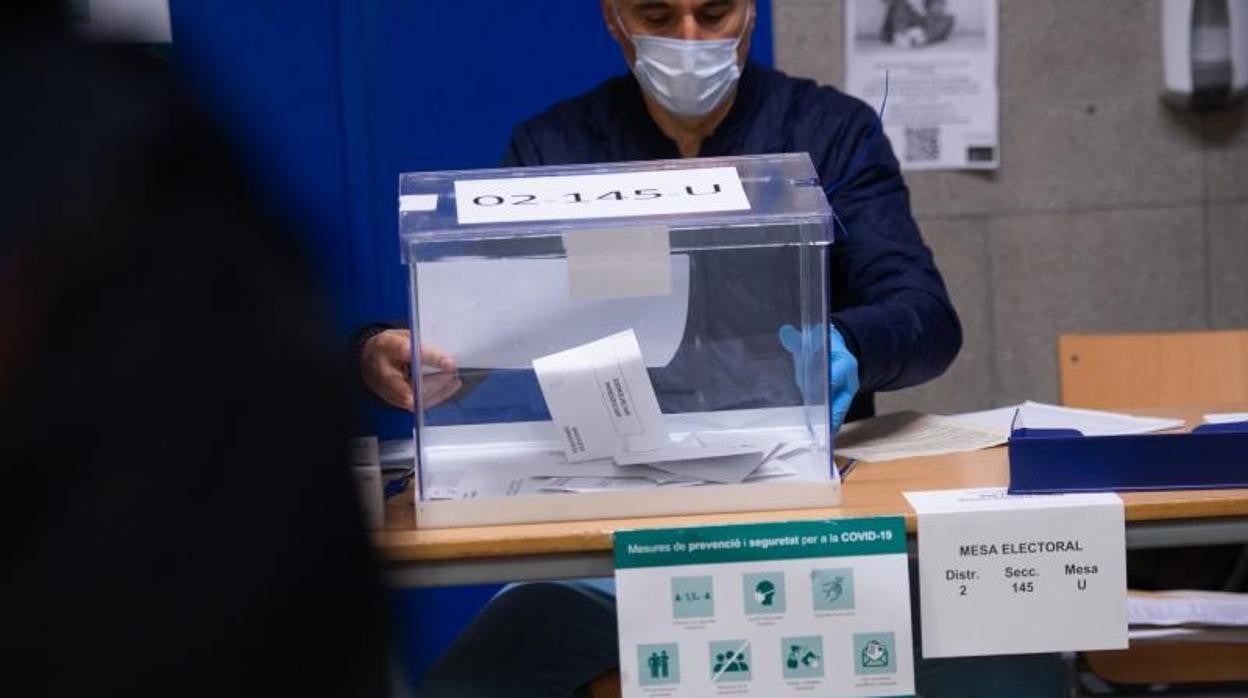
(614, 518, 915, 697)
(904, 487, 1128, 658)
(454, 166, 750, 224)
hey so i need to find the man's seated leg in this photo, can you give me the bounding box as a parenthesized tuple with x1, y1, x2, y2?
(916, 654, 1069, 697)
(423, 582, 619, 698)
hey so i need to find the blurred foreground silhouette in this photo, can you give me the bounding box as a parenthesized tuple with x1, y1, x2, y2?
(0, 7, 390, 695)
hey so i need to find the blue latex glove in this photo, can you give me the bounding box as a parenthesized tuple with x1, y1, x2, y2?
(779, 324, 860, 433)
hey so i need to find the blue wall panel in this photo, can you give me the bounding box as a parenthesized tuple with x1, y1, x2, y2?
(170, 1, 357, 329)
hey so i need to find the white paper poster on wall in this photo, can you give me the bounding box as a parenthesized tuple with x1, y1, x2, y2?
(845, 0, 1000, 171)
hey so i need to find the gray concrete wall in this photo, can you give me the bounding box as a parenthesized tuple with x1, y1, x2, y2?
(774, 0, 1248, 413)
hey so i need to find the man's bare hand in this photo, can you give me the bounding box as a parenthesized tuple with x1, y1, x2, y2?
(360, 329, 460, 411)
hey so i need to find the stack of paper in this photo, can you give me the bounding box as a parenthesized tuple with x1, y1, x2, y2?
(835, 412, 1006, 463)
(1126, 590, 1248, 644)
(1205, 412, 1248, 425)
(832, 401, 1187, 464)
(419, 433, 809, 502)
(946, 401, 1185, 437)
(398, 332, 830, 498)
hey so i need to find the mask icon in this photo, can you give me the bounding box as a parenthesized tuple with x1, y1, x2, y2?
(753, 580, 776, 606)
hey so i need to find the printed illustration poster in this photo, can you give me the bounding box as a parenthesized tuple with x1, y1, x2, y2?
(845, 0, 1000, 170)
(615, 518, 914, 697)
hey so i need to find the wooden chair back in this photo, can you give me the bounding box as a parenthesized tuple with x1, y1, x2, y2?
(1060, 330, 1248, 687)
(1085, 643, 1248, 685)
(1059, 330, 1248, 409)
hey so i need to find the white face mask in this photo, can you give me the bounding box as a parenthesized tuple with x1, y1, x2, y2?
(615, 3, 752, 118)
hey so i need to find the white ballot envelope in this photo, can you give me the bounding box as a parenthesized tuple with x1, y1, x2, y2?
(416, 256, 690, 369)
(533, 330, 671, 462)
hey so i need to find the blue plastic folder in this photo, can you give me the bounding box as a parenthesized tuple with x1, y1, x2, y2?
(1007, 414, 1248, 494)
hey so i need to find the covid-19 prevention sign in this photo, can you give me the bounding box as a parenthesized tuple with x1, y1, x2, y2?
(614, 518, 915, 697)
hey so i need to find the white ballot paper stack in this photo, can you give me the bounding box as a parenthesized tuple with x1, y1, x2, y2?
(405, 428, 812, 503)
(419, 445, 805, 502)
(1126, 590, 1248, 644)
(1129, 590, 1248, 628)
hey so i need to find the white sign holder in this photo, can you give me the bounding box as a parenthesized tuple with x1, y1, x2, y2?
(904, 487, 1128, 658)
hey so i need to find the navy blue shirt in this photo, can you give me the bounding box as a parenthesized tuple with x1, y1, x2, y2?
(501, 63, 961, 420)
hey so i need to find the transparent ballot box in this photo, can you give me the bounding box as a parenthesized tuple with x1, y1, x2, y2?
(399, 153, 839, 527)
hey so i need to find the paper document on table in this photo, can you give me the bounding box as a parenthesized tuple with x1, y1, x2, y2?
(1206, 412, 1248, 424)
(416, 256, 689, 369)
(947, 401, 1185, 436)
(1128, 590, 1248, 627)
(835, 411, 1006, 462)
(1129, 627, 1248, 644)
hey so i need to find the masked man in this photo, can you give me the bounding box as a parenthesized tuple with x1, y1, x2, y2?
(361, 0, 961, 437)
(414, 3, 1069, 697)
(391, 3, 1011, 698)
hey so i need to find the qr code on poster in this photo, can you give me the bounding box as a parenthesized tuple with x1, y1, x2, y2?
(904, 127, 940, 163)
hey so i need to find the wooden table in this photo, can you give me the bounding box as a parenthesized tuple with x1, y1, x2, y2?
(375, 405, 1248, 587)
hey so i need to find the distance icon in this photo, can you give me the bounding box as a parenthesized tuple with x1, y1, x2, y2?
(636, 643, 680, 687)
